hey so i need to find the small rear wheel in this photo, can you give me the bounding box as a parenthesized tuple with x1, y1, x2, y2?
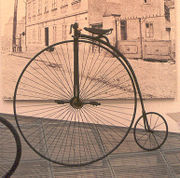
(134, 112, 168, 151)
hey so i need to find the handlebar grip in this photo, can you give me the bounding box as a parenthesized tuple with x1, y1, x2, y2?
(69, 23, 79, 34)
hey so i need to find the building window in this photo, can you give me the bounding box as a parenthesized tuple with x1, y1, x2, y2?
(90, 23, 102, 52)
(32, 28, 36, 43)
(144, 0, 151, 4)
(62, 24, 67, 40)
(27, 29, 31, 44)
(53, 26, 57, 42)
(27, 3, 31, 20)
(71, 0, 81, 5)
(52, 0, 57, 10)
(45, 27, 49, 46)
(164, 5, 170, 21)
(120, 20, 127, 40)
(166, 28, 171, 40)
(38, 26, 41, 42)
(32, 0, 36, 17)
(145, 22, 154, 38)
(44, 0, 49, 13)
(38, 0, 42, 15)
(71, 0, 81, 9)
(61, 0, 68, 8)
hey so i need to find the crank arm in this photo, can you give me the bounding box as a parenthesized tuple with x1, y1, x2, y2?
(83, 101, 101, 106)
(54, 100, 70, 104)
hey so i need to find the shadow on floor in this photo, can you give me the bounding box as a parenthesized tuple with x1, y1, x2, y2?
(1, 113, 180, 178)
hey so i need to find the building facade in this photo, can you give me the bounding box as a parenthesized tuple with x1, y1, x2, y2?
(25, 0, 175, 60)
(26, 0, 89, 51)
(101, 0, 175, 60)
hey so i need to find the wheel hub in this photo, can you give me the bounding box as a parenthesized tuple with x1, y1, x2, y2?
(70, 97, 83, 109)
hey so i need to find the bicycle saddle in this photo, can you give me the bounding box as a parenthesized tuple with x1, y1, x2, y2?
(84, 27, 113, 35)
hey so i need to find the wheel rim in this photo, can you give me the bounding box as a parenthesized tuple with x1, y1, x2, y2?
(134, 112, 168, 151)
(14, 40, 137, 166)
(0, 117, 21, 177)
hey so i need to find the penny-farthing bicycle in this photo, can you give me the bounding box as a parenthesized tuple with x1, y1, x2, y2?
(0, 116, 22, 177)
(13, 23, 168, 167)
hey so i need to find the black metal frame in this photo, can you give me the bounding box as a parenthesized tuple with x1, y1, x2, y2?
(71, 23, 150, 131)
(71, 23, 168, 148)
(13, 22, 168, 167)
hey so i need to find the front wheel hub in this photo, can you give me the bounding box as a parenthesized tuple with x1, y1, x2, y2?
(70, 97, 83, 109)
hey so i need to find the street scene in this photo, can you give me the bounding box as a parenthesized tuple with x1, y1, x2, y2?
(0, 0, 176, 100)
(1, 51, 176, 100)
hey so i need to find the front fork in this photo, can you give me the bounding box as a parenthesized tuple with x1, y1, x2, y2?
(142, 110, 151, 132)
(134, 77, 151, 132)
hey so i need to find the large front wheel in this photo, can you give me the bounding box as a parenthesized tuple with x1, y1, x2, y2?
(14, 39, 137, 166)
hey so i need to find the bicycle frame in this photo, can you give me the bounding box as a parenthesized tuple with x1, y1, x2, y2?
(72, 23, 150, 131)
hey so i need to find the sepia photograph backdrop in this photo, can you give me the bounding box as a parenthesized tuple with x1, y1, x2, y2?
(0, 0, 176, 100)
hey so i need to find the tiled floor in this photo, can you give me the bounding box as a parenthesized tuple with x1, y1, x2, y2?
(1, 113, 180, 178)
